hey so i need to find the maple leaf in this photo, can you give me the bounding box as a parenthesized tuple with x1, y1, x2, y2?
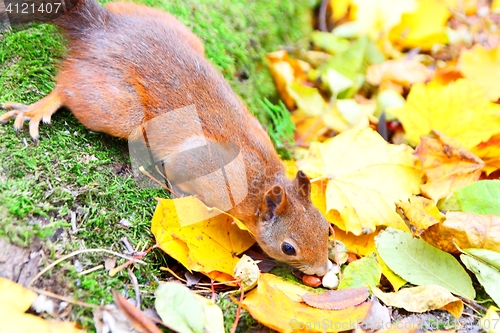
(458, 44, 500, 101)
(415, 131, 485, 202)
(393, 79, 500, 149)
(299, 127, 422, 235)
(151, 197, 255, 281)
(241, 273, 373, 333)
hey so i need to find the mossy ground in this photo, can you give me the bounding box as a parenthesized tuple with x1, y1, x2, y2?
(0, 0, 313, 331)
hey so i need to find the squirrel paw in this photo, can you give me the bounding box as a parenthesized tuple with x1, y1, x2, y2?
(0, 91, 63, 142)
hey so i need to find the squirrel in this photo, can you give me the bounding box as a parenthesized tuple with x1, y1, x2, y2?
(0, 0, 330, 276)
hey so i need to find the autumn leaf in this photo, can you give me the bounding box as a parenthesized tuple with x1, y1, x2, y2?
(458, 44, 500, 101)
(393, 79, 500, 149)
(422, 212, 500, 254)
(372, 285, 463, 318)
(461, 249, 500, 307)
(241, 273, 373, 333)
(301, 287, 369, 310)
(376, 228, 475, 299)
(471, 134, 500, 175)
(0, 278, 83, 333)
(352, 0, 417, 37)
(455, 180, 500, 216)
(414, 131, 484, 202)
(338, 253, 381, 290)
(480, 306, 500, 333)
(389, 0, 451, 50)
(396, 195, 445, 236)
(366, 59, 432, 93)
(151, 197, 255, 281)
(299, 127, 422, 235)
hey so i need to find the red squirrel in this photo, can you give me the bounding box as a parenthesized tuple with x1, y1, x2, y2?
(0, 0, 330, 276)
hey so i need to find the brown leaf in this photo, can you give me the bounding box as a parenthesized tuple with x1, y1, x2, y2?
(112, 290, 162, 333)
(301, 287, 369, 310)
(396, 196, 445, 236)
(415, 131, 484, 202)
(422, 212, 500, 254)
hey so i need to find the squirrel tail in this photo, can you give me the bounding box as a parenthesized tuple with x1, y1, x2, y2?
(2, 0, 108, 34)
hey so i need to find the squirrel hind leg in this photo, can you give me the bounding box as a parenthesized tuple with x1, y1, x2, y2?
(0, 89, 63, 142)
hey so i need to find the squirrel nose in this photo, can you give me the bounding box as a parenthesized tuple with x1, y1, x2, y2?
(312, 260, 330, 277)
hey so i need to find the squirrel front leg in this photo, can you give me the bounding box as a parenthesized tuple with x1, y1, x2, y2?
(0, 88, 63, 142)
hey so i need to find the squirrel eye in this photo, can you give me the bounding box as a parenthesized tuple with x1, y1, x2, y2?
(281, 242, 296, 256)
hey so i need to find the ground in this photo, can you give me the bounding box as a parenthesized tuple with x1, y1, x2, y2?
(0, 0, 313, 331)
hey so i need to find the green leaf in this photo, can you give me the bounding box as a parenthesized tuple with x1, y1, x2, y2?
(375, 228, 475, 299)
(455, 180, 500, 216)
(338, 253, 382, 289)
(461, 252, 500, 307)
(310, 32, 350, 55)
(464, 248, 500, 270)
(155, 282, 205, 333)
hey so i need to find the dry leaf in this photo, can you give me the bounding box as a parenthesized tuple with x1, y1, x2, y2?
(396, 195, 445, 236)
(472, 134, 500, 175)
(372, 285, 463, 318)
(393, 79, 500, 149)
(233, 254, 260, 291)
(151, 197, 255, 281)
(422, 212, 500, 254)
(299, 127, 422, 235)
(112, 290, 162, 333)
(302, 287, 369, 310)
(366, 59, 432, 92)
(415, 131, 484, 202)
(458, 44, 500, 101)
(0, 278, 83, 333)
(241, 274, 373, 333)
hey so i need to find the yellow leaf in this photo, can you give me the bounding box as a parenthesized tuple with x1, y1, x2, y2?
(396, 195, 445, 236)
(372, 285, 463, 318)
(300, 128, 421, 235)
(0, 278, 83, 333)
(151, 197, 255, 281)
(472, 134, 500, 175)
(494, 0, 500, 10)
(459, 45, 500, 101)
(334, 227, 377, 257)
(287, 82, 327, 117)
(422, 212, 500, 254)
(376, 254, 407, 291)
(415, 131, 484, 202)
(393, 79, 500, 149)
(332, 0, 351, 21)
(389, 0, 451, 50)
(352, 0, 417, 37)
(480, 306, 500, 333)
(242, 273, 373, 333)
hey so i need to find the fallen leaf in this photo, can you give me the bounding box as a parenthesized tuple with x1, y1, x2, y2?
(155, 282, 224, 333)
(151, 197, 255, 281)
(366, 59, 432, 92)
(455, 180, 500, 216)
(299, 127, 422, 235)
(113, 290, 162, 333)
(310, 32, 351, 55)
(377, 253, 407, 292)
(287, 82, 327, 117)
(375, 228, 475, 299)
(480, 306, 500, 333)
(422, 212, 500, 254)
(352, 0, 417, 37)
(393, 79, 500, 149)
(333, 227, 377, 257)
(372, 285, 463, 318)
(358, 298, 391, 332)
(338, 253, 381, 289)
(461, 249, 500, 307)
(241, 274, 373, 333)
(415, 131, 485, 202)
(472, 134, 500, 175)
(302, 287, 370, 310)
(458, 44, 500, 101)
(396, 195, 445, 236)
(389, 0, 451, 50)
(0, 278, 83, 333)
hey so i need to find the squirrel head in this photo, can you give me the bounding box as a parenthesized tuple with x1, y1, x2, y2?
(256, 171, 330, 276)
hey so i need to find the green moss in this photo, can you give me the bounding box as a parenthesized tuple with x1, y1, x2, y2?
(0, 0, 314, 329)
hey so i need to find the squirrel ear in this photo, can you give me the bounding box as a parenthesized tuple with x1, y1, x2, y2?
(263, 185, 287, 220)
(294, 170, 311, 199)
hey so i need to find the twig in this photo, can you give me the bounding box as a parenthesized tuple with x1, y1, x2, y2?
(30, 287, 101, 309)
(319, 0, 330, 32)
(139, 166, 181, 197)
(128, 267, 141, 309)
(79, 264, 104, 276)
(28, 248, 146, 288)
(230, 282, 244, 333)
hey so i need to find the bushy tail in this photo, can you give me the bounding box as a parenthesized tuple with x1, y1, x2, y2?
(2, 0, 108, 34)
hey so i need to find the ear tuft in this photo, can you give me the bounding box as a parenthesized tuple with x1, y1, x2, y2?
(294, 170, 311, 199)
(263, 185, 287, 220)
